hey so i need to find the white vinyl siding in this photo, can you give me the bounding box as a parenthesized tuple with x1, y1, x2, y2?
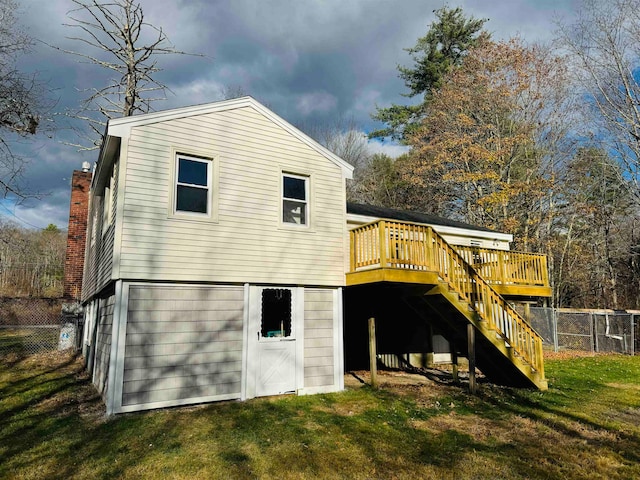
(117, 106, 346, 286)
(82, 160, 119, 301)
(304, 289, 334, 388)
(121, 285, 244, 408)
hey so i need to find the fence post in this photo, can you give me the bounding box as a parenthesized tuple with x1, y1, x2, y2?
(553, 308, 559, 353)
(631, 314, 635, 356)
(592, 312, 597, 353)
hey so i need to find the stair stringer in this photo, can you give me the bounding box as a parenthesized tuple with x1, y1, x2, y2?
(424, 282, 548, 390)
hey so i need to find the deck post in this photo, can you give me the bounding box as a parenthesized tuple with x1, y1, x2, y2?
(467, 323, 477, 394)
(368, 317, 378, 388)
(349, 230, 356, 272)
(378, 221, 387, 268)
(426, 227, 434, 268)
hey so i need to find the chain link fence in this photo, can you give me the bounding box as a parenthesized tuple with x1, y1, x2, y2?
(0, 298, 83, 358)
(528, 307, 638, 354)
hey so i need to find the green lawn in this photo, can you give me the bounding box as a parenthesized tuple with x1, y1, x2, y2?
(1, 352, 639, 479)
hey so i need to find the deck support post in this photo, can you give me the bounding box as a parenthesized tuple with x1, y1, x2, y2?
(368, 317, 378, 388)
(467, 323, 477, 394)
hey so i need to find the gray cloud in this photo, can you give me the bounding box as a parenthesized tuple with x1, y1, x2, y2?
(5, 0, 577, 230)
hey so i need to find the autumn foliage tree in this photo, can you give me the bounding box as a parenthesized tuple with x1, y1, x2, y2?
(405, 38, 573, 251)
(0, 221, 66, 297)
(551, 148, 635, 308)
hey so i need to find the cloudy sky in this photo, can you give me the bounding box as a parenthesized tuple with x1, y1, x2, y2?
(5, 0, 580, 230)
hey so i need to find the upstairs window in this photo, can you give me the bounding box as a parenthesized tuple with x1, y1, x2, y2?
(175, 154, 212, 216)
(282, 173, 308, 225)
(101, 184, 110, 232)
(101, 164, 116, 234)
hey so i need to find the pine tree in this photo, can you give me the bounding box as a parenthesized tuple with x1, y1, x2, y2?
(370, 7, 487, 142)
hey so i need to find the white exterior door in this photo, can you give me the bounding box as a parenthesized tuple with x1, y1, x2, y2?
(256, 339, 296, 396)
(247, 286, 302, 397)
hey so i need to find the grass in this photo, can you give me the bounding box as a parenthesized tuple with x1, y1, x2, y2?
(0, 352, 639, 479)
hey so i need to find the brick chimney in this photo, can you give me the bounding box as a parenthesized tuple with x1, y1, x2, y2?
(63, 163, 92, 301)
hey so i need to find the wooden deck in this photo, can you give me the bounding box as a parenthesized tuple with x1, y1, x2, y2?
(348, 220, 551, 297)
(347, 220, 548, 390)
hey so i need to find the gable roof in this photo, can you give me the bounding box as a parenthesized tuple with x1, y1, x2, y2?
(347, 202, 512, 241)
(104, 96, 353, 179)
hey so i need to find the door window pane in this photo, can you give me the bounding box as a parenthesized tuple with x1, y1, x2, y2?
(261, 289, 292, 338)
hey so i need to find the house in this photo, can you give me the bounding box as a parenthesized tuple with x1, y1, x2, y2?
(74, 97, 352, 415)
(68, 96, 551, 415)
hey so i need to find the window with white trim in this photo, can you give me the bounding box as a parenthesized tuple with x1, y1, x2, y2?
(282, 173, 308, 225)
(174, 154, 212, 216)
(101, 184, 110, 232)
(101, 165, 115, 234)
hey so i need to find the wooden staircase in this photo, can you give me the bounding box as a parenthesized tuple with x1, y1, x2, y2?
(347, 220, 548, 390)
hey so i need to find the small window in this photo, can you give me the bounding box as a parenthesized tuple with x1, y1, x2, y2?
(175, 154, 212, 215)
(261, 289, 292, 338)
(282, 173, 308, 225)
(90, 207, 98, 246)
(101, 184, 110, 233)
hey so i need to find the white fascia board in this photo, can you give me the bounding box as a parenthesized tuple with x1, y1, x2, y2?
(346, 212, 513, 243)
(106, 96, 354, 179)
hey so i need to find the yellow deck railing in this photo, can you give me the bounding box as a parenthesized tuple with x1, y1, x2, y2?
(350, 220, 545, 376)
(455, 246, 549, 288)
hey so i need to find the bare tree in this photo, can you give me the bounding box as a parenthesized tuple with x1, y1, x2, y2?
(557, 0, 640, 202)
(297, 116, 377, 202)
(0, 220, 66, 297)
(59, 0, 201, 149)
(0, 0, 48, 198)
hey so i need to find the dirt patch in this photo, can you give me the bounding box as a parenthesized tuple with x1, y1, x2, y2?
(543, 350, 610, 360)
(346, 370, 436, 388)
(605, 382, 640, 390)
(10, 351, 107, 420)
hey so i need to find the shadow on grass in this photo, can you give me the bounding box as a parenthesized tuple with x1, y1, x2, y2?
(2, 353, 639, 479)
(0, 354, 174, 478)
(477, 384, 640, 466)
